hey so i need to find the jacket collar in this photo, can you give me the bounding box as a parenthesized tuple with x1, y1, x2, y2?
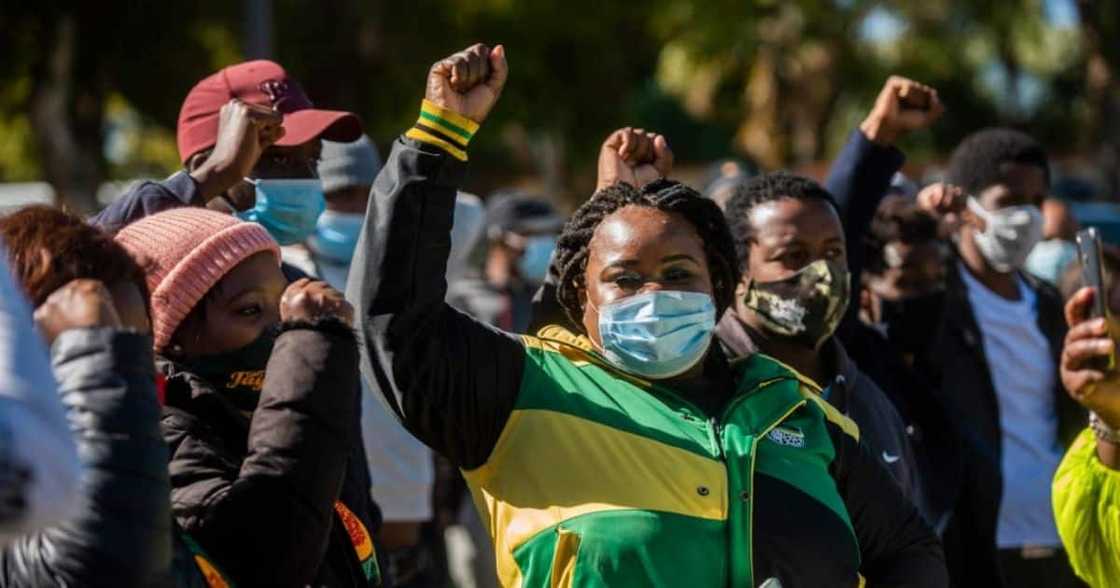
(157, 357, 252, 430)
(534, 322, 810, 404)
(714, 310, 831, 394)
(716, 309, 854, 380)
(715, 310, 759, 359)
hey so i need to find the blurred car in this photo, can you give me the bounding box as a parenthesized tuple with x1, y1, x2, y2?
(1070, 201, 1120, 244)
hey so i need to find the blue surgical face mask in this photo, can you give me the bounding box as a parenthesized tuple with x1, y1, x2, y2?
(308, 210, 364, 265)
(1024, 238, 1078, 284)
(238, 178, 326, 246)
(594, 290, 716, 380)
(519, 235, 557, 284)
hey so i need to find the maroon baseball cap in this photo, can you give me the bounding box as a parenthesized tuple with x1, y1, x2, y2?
(176, 60, 362, 164)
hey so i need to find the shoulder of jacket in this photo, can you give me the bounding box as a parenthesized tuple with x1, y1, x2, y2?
(803, 391, 861, 443)
(845, 368, 905, 427)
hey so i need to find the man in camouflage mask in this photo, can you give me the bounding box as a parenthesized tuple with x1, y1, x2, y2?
(715, 170, 927, 525)
(743, 258, 850, 350)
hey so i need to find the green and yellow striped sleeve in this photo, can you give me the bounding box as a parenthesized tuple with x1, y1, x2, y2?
(405, 99, 480, 161)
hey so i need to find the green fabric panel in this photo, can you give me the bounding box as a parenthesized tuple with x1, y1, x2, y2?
(518, 344, 717, 459)
(516, 343, 802, 461)
(719, 376, 804, 587)
(511, 510, 729, 587)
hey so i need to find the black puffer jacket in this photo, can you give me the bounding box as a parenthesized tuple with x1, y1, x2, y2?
(159, 319, 381, 588)
(0, 328, 174, 586)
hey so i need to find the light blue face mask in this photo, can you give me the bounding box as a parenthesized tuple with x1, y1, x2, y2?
(308, 210, 364, 265)
(595, 290, 717, 380)
(1024, 238, 1078, 284)
(519, 235, 557, 284)
(238, 178, 326, 246)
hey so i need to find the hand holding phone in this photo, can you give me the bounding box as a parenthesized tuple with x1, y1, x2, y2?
(1076, 227, 1115, 371)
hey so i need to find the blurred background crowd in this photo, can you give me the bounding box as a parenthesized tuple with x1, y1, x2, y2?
(1, 0, 1118, 221)
(1, 1, 1120, 588)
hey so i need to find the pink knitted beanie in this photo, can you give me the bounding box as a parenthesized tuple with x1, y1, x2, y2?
(114, 208, 280, 350)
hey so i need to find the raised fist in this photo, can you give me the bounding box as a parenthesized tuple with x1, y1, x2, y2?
(425, 43, 509, 124)
(280, 278, 354, 325)
(190, 99, 285, 202)
(34, 279, 122, 345)
(596, 128, 674, 192)
(861, 76, 944, 145)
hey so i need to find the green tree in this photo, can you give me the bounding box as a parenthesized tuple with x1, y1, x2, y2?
(0, 1, 239, 212)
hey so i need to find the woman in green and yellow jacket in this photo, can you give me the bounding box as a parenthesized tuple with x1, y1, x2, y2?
(349, 43, 946, 587)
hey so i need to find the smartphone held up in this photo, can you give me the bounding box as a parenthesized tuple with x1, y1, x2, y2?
(1076, 227, 1117, 372)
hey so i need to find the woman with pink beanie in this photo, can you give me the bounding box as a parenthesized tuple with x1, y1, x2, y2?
(116, 207, 382, 587)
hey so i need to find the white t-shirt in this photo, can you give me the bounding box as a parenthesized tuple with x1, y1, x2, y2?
(959, 264, 1063, 548)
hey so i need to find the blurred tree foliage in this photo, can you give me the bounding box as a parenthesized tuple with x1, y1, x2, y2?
(0, 0, 1116, 211)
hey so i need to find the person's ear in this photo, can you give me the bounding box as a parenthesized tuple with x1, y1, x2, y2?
(735, 244, 755, 297)
(735, 273, 750, 298)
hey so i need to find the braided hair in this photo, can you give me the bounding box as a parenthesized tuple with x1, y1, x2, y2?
(553, 179, 739, 329)
(724, 171, 839, 271)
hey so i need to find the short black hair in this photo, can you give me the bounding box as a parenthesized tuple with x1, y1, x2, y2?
(553, 179, 739, 328)
(947, 127, 1050, 194)
(863, 196, 940, 275)
(724, 171, 839, 270)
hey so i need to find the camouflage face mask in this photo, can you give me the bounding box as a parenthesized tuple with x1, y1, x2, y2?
(744, 259, 851, 350)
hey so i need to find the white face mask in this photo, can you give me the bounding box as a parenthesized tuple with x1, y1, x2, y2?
(967, 197, 1044, 273)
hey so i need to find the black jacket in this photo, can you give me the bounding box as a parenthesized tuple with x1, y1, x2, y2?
(922, 263, 1084, 586)
(841, 321, 963, 534)
(822, 129, 967, 537)
(0, 328, 177, 586)
(348, 136, 946, 587)
(159, 319, 380, 588)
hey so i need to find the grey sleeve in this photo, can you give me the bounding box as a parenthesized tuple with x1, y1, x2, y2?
(0, 328, 172, 587)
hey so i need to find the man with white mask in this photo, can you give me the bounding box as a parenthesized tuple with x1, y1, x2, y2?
(923, 128, 1085, 587)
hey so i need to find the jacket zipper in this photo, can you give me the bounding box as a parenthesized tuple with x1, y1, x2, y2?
(714, 377, 802, 588)
(708, 417, 724, 459)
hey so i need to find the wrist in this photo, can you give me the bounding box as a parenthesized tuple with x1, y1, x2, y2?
(859, 115, 898, 146)
(1094, 408, 1120, 431)
(189, 159, 241, 202)
(1097, 436, 1120, 470)
(405, 100, 480, 162)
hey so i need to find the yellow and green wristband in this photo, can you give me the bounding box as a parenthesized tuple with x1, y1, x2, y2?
(405, 99, 480, 161)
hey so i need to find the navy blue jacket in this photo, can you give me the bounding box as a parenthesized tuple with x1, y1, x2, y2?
(823, 129, 904, 322)
(824, 130, 965, 535)
(91, 171, 201, 234)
